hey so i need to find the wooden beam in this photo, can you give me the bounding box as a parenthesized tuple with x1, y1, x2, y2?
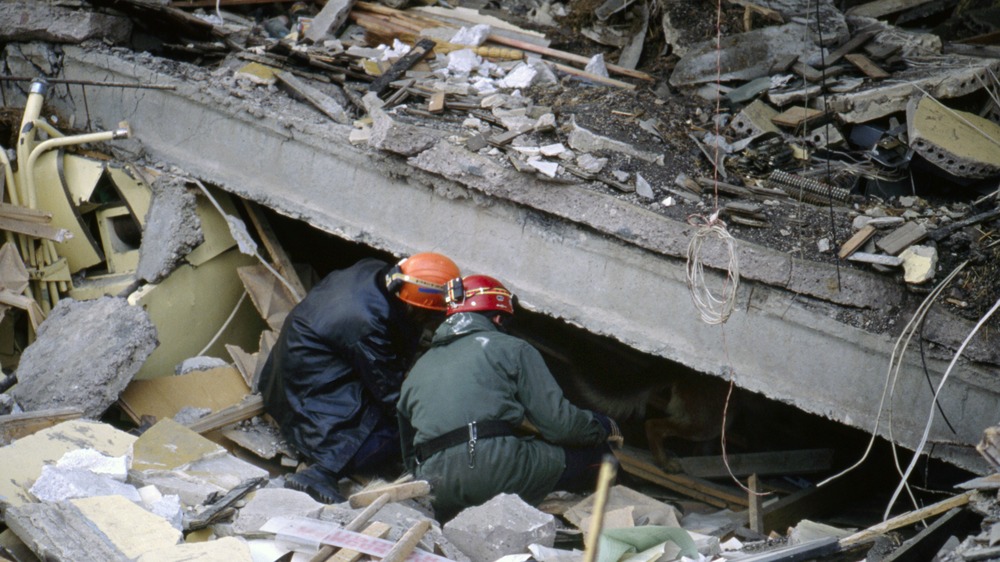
(276, 70, 350, 124)
(678, 449, 835, 479)
(614, 447, 749, 510)
(348, 480, 431, 508)
(0, 407, 84, 445)
(840, 492, 974, 547)
(241, 200, 307, 302)
(368, 38, 437, 95)
(186, 395, 264, 434)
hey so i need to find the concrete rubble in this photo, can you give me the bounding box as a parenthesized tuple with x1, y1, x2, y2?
(1, 0, 1000, 560)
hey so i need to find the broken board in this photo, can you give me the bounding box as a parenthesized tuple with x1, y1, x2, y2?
(119, 365, 251, 424)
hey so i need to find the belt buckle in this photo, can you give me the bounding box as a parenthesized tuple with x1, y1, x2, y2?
(467, 421, 478, 468)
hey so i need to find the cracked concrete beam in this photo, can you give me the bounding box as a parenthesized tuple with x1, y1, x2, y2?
(0, 1, 132, 44)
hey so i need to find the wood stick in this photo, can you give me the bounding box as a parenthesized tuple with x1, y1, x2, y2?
(310, 493, 393, 562)
(839, 491, 974, 547)
(348, 480, 431, 508)
(583, 456, 617, 562)
(549, 62, 637, 90)
(382, 519, 432, 562)
(486, 34, 653, 82)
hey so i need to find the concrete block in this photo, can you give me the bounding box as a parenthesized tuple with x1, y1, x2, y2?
(443, 493, 556, 562)
(6, 495, 182, 561)
(138, 486, 184, 531)
(368, 109, 439, 156)
(566, 119, 663, 164)
(900, 245, 937, 285)
(0, 1, 132, 43)
(10, 297, 157, 418)
(137, 536, 253, 562)
(0, 419, 136, 514)
(907, 95, 1000, 180)
(136, 175, 202, 284)
(231, 488, 323, 536)
(29, 465, 142, 503)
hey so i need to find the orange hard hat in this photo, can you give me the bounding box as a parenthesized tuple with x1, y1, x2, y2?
(385, 252, 460, 311)
(446, 275, 516, 316)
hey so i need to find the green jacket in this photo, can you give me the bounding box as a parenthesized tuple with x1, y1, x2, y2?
(397, 312, 607, 517)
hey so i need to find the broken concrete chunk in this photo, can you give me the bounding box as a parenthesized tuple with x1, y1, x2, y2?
(57, 449, 129, 481)
(567, 119, 663, 164)
(0, 1, 132, 44)
(29, 465, 142, 504)
(670, 23, 822, 87)
(369, 109, 440, 156)
(137, 175, 202, 284)
(635, 174, 655, 199)
(6, 495, 183, 562)
(527, 158, 560, 178)
(900, 245, 938, 284)
(231, 488, 323, 537)
(11, 297, 157, 418)
(451, 24, 491, 46)
(443, 494, 556, 562)
(907, 95, 1000, 180)
(499, 63, 538, 89)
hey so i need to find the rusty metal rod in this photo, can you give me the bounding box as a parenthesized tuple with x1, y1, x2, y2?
(0, 76, 176, 90)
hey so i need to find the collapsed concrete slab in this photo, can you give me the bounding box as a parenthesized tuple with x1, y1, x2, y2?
(10, 296, 157, 418)
(906, 95, 1000, 180)
(8, 43, 999, 475)
(0, 1, 131, 44)
(136, 175, 203, 284)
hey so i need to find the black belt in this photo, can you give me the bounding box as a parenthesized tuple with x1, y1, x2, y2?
(414, 420, 514, 467)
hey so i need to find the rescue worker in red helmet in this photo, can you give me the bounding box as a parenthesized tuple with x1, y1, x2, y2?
(259, 252, 460, 504)
(397, 274, 619, 521)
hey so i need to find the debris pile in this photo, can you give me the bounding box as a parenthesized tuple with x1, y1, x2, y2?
(1, 0, 1000, 560)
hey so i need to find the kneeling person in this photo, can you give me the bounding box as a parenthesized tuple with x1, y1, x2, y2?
(397, 275, 616, 520)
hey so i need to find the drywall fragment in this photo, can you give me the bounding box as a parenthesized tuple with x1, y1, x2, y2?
(10, 297, 157, 418)
(907, 95, 1000, 180)
(230, 488, 323, 537)
(130, 418, 268, 507)
(6, 495, 182, 561)
(119, 365, 249, 425)
(0, 1, 132, 43)
(29, 465, 142, 503)
(0, 419, 135, 513)
(636, 174, 655, 199)
(137, 536, 253, 562)
(899, 245, 937, 284)
(137, 175, 202, 284)
(443, 494, 556, 562)
(369, 109, 440, 156)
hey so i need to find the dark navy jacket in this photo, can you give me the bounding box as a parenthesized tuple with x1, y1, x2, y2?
(258, 258, 422, 474)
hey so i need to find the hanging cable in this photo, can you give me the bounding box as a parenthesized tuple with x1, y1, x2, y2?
(686, 212, 739, 325)
(884, 293, 1000, 520)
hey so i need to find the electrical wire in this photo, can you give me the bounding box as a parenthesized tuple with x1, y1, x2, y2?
(817, 261, 968, 490)
(884, 293, 1000, 520)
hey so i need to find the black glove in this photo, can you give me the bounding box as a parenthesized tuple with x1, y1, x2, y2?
(593, 412, 624, 448)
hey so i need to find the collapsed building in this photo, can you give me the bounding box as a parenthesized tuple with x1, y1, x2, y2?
(1, 0, 1000, 560)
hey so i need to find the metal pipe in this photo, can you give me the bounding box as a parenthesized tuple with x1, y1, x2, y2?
(24, 125, 131, 211)
(32, 119, 65, 139)
(15, 81, 49, 268)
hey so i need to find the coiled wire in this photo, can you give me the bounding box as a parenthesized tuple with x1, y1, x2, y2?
(686, 212, 740, 325)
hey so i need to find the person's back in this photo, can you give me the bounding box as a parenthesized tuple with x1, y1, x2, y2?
(398, 275, 612, 520)
(259, 253, 459, 503)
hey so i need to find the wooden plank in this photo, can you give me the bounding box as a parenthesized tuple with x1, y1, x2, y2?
(614, 448, 749, 509)
(840, 492, 974, 547)
(844, 53, 890, 79)
(748, 474, 764, 534)
(348, 480, 431, 508)
(237, 264, 297, 332)
(875, 221, 927, 255)
(241, 200, 307, 302)
(186, 394, 265, 434)
(276, 71, 350, 124)
(550, 62, 637, 90)
(305, 0, 358, 44)
(823, 26, 881, 67)
(678, 449, 835, 479)
(838, 224, 877, 259)
(772, 106, 826, 129)
(330, 522, 392, 562)
(882, 508, 981, 562)
(427, 91, 446, 114)
(0, 408, 84, 445)
(0, 215, 71, 242)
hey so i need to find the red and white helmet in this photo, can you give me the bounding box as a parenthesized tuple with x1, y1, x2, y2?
(446, 275, 515, 316)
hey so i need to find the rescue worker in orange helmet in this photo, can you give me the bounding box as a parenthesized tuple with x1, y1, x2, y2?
(397, 274, 619, 521)
(259, 252, 460, 504)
